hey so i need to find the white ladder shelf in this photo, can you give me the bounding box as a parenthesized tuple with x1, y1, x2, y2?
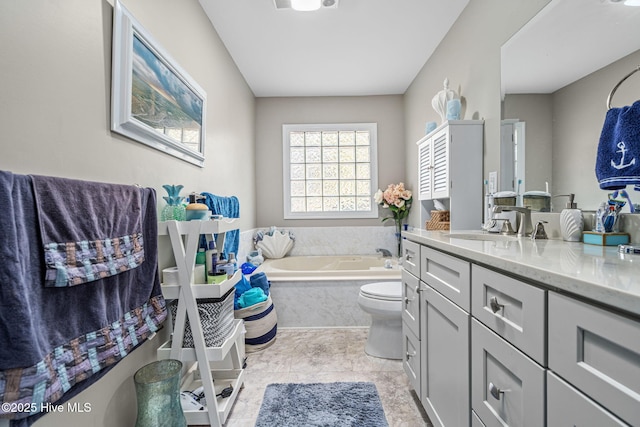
(157, 219, 245, 426)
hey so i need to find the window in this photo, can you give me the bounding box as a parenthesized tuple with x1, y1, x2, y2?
(283, 123, 378, 219)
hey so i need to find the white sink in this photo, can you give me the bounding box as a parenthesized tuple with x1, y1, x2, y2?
(443, 232, 519, 241)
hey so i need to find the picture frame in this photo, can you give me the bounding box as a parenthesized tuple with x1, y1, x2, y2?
(111, 0, 206, 167)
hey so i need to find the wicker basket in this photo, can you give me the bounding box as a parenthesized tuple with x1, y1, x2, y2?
(169, 288, 235, 348)
(426, 210, 451, 231)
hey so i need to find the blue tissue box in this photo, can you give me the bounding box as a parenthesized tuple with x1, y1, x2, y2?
(582, 231, 630, 246)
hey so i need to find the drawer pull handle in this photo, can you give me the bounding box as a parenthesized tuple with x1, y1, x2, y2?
(489, 382, 510, 400)
(489, 297, 505, 314)
(404, 296, 415, 303)
(406, 351, 416, 360)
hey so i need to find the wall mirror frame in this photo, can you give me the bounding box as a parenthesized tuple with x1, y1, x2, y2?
(500, 0, 640, 211)
(111, 0, 207, 167)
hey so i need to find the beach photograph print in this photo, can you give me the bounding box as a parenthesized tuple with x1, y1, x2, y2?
(131, 34, 203, 153)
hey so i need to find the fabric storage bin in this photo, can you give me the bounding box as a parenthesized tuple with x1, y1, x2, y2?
(169, 287, 235, 348)
(234, 295, 277, 353)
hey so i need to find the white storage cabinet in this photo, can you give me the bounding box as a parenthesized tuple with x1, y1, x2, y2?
(416, 120, 483, 230)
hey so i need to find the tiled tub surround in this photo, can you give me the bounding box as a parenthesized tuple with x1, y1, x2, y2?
(240, 226, 402, 328)
(239, 225, 400, 261)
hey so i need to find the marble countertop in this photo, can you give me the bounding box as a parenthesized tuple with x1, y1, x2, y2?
(402, 229, 640, 318)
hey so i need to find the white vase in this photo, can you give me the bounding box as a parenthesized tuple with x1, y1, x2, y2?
(560, 209, 583, 242)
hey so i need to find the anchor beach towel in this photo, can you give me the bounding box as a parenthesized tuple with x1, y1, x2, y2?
(596, 100, 640, 190)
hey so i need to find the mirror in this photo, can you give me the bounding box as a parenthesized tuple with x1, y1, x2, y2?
(500, 0, 640, 211)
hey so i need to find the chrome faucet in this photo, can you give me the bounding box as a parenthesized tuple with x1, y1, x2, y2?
(501, 206, 533, 237)
(376, 248, 392, 258)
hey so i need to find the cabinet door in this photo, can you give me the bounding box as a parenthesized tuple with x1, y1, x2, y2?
(420, 284, 470, 427)
(471, 319, 545, 427)
(401, 269, 420, 337)
(421, 246, 470, 311)
(471, 265, 546, 366)
(547, 371, 627, 426)
(431, 130, 450, 200)
(548, 292, 640, 425)
(403, 326, 421, 398)
(418, 139, 433, 200)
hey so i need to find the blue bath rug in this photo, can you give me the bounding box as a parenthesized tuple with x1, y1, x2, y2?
(254, 382, 389, 427)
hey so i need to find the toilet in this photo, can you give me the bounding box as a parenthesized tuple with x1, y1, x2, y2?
(357, 281, 403, 360)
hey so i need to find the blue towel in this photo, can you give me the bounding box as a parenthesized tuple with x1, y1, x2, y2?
(234, 275, 252, 309)
(0, 171, 167, 426)
(250, 272, 270, 296)
(202, 193, 239, 259)
(596, 100, 640, 190)
(30, 174, 144, 287)
(237, 287, 267, 309)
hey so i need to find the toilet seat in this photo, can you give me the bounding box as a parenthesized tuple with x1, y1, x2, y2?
(360, 281, 401, 301)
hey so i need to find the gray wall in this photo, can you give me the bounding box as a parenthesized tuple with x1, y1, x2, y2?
(502, 49, 640, 211)
(403, 0, 551, 227)
(0, 1, 255, 425)
(255, 95, 405, 227)
(503, 94, 554, 194)
(553, 49, 640, 210)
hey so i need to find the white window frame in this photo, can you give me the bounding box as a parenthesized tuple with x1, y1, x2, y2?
(283, 123, 379, 219)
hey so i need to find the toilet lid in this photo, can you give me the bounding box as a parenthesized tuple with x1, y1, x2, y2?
(360, 282, 402, 300)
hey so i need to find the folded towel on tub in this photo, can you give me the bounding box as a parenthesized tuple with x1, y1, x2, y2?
(596, 100, 640, 190)
(29, 174, 145, 287)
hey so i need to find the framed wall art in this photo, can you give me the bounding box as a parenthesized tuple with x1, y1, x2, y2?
(111, 0, 206, 167)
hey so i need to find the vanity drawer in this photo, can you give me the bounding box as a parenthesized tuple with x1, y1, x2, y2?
(471, 265, 546, 365)
(402, 239, 421, 278)
(402, 326, 421, 398)
(401, 269, 420, 337)
(548, 292, 640, 425)
(547, 371, 626, 426)
(471, 319, 545, 427)
(420, 246, 470, 311)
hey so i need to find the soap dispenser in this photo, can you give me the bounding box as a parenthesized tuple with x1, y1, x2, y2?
(558, 194, 583, 242)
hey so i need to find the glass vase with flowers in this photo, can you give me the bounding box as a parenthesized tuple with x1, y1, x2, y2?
(374, 182, 413, 258)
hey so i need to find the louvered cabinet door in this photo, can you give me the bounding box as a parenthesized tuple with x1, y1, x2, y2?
(431, 130, 450, 200)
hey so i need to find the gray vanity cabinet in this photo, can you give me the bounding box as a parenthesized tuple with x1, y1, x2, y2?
(420, 283, 470, 427)
(548, 292, 640, 425)
(402, 233, 640, 426)
(402, 269, 421, 396)
(401, 239, 422, 398)
(419, 246, 471, 427)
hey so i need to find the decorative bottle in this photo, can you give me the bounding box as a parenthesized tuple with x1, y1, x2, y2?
(559, 194, 583, 242)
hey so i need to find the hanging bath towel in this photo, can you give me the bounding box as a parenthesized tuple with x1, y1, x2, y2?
(596, 100, 640, 190)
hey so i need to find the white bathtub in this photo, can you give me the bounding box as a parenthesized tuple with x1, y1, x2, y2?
(259, 255, 401, 281)
(257, 255, 401, 328)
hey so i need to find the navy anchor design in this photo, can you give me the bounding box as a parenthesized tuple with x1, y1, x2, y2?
(611, 141, 636, 170)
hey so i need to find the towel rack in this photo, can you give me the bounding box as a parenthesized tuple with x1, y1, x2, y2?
(607, 65, 640, 110)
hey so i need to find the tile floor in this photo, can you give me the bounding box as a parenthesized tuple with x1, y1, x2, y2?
(223, 328, 432, 427)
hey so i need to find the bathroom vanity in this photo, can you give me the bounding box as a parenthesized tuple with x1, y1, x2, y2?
(401, 230, 640, 426)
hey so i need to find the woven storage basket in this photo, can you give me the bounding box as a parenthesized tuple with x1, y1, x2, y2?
(234, 295, 277, 353)
(169, 287, 235, 348)
(426, 210, 450, 230)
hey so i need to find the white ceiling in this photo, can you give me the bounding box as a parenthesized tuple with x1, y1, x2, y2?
(501, 0, 640, 95)
(198, 0, 469, 97)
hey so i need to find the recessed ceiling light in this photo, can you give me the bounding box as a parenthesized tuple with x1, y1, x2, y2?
(291, 0, 322, 11)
